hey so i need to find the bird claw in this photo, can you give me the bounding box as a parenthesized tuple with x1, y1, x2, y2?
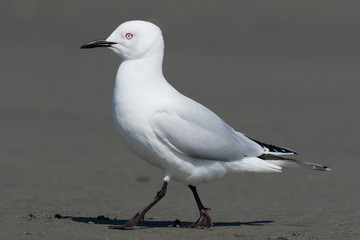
(109, 212, 144, 230)
(183, 209, 213, 228)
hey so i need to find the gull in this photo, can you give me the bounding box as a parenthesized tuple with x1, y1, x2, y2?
(80, 20, 330, 229)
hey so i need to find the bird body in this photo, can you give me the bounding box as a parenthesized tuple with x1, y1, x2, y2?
(112, 55, 282, 185)
(81, 20, 329, 229)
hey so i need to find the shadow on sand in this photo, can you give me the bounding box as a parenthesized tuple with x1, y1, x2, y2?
(55, 214, 273, 228)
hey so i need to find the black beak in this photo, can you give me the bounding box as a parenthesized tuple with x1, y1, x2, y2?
(80, 40, 116, 49)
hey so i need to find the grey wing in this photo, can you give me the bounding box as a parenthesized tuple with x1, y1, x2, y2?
(152, 102, 264, 161)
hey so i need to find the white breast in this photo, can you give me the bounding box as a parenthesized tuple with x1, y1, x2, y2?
(111, 63, 171, 169)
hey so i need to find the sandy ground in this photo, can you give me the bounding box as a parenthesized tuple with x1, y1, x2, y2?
(1, 1, 359, 239)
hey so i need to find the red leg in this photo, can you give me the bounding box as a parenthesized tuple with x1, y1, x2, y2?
(109, 181, 168, 230)
(185, 185, 213, 228)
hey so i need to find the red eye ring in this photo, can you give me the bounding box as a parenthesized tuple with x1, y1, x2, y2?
(125, 33, 133, 40)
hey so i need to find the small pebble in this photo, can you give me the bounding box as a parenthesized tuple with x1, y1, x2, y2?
(234, 233, 245, 237)
(174, 219, 181, 227)
(96, 215, 109, 220)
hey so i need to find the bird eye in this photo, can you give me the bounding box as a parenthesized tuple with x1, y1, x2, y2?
(125, 33, 133, 40)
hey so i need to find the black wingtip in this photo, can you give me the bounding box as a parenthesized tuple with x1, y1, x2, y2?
(249, 138, 297, 155)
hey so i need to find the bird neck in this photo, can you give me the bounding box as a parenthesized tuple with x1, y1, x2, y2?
(114, 49, 167, 97)
(119, 51, 164, 79)
(112, 50, 168, 119)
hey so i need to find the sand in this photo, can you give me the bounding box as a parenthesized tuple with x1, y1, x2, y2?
(1, 1, 359, 239)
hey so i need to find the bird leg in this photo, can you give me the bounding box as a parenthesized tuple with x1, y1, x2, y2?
(186, 185, 213, 228)
(109, 181, 168, 230)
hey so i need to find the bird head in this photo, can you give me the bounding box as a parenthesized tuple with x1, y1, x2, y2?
(81, 20, 164, 61)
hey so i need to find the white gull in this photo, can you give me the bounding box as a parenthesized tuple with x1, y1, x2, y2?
(81, 20, 330, 229)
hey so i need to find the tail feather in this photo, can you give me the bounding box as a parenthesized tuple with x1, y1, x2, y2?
(259, 154, 331, 171)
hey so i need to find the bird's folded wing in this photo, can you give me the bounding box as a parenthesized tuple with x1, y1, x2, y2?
(152, 109, 264, 161)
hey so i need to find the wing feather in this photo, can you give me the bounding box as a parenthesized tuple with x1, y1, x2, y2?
(152, 97, 264, 161)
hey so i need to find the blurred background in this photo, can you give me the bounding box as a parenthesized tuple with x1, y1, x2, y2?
(0, 1, 359, 239)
